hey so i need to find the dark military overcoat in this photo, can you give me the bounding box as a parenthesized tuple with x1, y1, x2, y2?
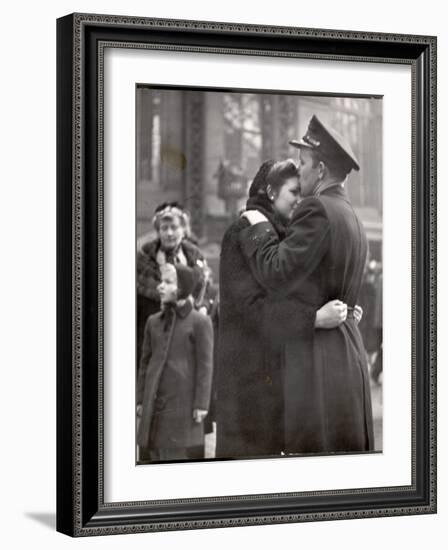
(240, 185, 374, 454)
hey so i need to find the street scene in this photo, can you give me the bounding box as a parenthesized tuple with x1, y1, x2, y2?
(136, 86, 383, 462)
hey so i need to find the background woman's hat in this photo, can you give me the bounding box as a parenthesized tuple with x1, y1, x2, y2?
(152, 203, 188, 229)
(289, 114, 360, 173)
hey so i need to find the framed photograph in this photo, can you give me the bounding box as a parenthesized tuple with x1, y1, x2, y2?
(57, 13, 436, 536)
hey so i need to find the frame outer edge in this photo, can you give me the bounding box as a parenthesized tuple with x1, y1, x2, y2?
(428, 35, 437, 513)
(62, 12, 437, 535)
(73, 13, 84, 537)
(72, 11, 436, 44)
(56, 13, 76, 537)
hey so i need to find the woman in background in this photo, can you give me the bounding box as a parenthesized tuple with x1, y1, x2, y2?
(136, 203, 206, 371)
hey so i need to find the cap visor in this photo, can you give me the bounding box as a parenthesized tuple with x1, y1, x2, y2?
(289, 139, 313, 149)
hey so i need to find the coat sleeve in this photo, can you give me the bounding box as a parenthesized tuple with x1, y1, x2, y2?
(239, 197, 330, 290)
(136, 250, 161, 301)
(219, 223, 268, 330)
(192, 314, 214, 411)
(136, 316, 153, 405)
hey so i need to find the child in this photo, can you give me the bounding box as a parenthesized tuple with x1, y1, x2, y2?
(137, 263, 214, 462)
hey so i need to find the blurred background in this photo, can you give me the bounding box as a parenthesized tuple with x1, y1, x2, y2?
(137, 87, 382, 267)
(136, 86, 383, 450)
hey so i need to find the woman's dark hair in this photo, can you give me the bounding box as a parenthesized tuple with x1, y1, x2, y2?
(267, 159, 299, 194)
(248, 159, 299, 198)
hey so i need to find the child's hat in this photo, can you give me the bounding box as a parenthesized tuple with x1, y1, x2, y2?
(174, 264, 197, 300)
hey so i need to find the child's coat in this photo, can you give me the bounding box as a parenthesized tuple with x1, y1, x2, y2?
(137, 300, 213, 451)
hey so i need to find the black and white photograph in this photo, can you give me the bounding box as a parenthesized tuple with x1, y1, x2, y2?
(135, 86, 383, 464)
(2, 0, 443, 544)
(55, 13, 436, 532)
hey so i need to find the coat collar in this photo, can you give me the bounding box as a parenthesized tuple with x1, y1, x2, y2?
(318, 182, 350, 202)
(175, 298, 193, 318)
(142, 237, 200, 261)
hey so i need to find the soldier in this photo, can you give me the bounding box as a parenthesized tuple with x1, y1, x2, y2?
(217, 159, 360, 459)
(241, 115, 374, 453)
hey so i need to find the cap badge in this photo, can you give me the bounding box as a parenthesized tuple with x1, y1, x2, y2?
(304, 134, 320, 148)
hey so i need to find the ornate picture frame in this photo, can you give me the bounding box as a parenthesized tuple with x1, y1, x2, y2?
(56, 13, 436, 536)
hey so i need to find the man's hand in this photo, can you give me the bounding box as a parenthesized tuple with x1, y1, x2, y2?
(193, 409, 208, 423)
(136, 404, 143, 417)
(315, 299, 347, 329)
(241, 210, 269, 225)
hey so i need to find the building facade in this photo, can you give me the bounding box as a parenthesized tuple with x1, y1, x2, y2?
(137, 87, 383, 272)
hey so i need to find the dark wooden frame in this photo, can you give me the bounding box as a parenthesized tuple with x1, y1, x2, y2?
(57, 13, 437, 536)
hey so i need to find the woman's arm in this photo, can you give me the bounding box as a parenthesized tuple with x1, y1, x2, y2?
(136, 249, 161, 301)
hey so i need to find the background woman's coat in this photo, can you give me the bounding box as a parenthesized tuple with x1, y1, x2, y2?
(136, 238, 205, 368)
(240, 185, 374, 454)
